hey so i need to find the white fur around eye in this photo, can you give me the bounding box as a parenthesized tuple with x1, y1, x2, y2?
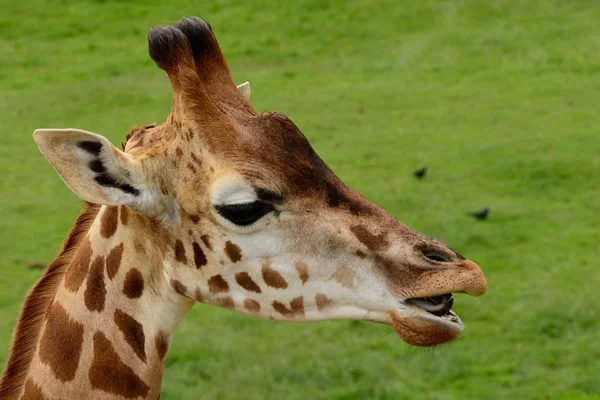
(212, 180, 257, 205)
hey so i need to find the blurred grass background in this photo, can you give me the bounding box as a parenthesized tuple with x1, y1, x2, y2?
(1, 1, 599, 399)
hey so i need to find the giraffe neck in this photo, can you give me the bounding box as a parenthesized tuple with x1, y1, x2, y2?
(19, 205, 194, 399)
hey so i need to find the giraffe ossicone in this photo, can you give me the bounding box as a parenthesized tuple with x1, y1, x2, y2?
(1, 16, 487, 399)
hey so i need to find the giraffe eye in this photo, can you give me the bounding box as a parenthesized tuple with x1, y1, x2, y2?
(215, 201, 275, 226)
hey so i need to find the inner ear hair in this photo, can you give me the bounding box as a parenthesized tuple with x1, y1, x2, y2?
(76, 140, 140, 196)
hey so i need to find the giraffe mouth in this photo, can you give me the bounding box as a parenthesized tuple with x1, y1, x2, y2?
(406, 293, 456, 318)
(401, 292, 463, 327)
(389, 293, 463, 346)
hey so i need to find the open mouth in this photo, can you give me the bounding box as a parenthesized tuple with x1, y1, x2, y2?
(405, 293, 459, 323)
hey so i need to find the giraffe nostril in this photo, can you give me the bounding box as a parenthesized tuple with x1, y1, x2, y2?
(422, 251, 452, 263)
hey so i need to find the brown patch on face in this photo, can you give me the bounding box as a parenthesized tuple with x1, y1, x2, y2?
(190, 214, 200, 224)
(327, 265, 357, 290)
(175, 147, 183, 157)
(272, 297, 304, 318)
(155, 331, 169, 361)
(100, 206, 119, 239)
(235, 272, 261, 293)
(123, 268, 145, 299)
(208, 275, 229, 293)
(64, 237, 92, 292)
(200, 234, 212, 251)
(89, 331, 149, 398)
(174, 240, 187, 264)
(186, 162, 197, 173)
(190, 152, 202, 166)
(170, 279, 188, 296)
(262, 262, 288, 289)
(84, 256, 106, 312)
(186, 128, 195, 140)
(294, 261, 309, 284)
(215, 296, 234, 309)
(224, 241, 242, 263)
(114, 309, 146, 362)
(106, 243, 124, 280)
(315, 293, 333, 312)
(119, 205, 129, 225)
(193, 242, 207, 268)
(38, 302, 84, 382)
(350, 225, 389, 252)
(243, 298, 261, 313)
(21, 378, 46, 400)
(355, 250, 367, 258)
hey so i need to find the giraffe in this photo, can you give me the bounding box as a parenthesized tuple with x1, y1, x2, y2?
(0, 17, 487, 399)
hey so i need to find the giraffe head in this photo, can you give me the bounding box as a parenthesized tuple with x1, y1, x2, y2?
(33, 17, 487, 346)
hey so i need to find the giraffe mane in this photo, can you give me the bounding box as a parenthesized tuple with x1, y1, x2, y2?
(0, 203, 100, 399)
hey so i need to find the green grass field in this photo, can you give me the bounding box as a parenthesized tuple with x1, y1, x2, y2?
(1, 1, 599, 398)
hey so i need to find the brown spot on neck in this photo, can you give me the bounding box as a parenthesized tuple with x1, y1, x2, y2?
(106, 243, 124, 280)
(243, 298, 260, 313)
(174, 240, 187, 264)
(21, 378, 46, 400)
(119, 205, 129, 225)
(190, 214, 200, 224)
(350, 225, 389, 252)
(123, 268, 145, 299)
(89, 331, 149, 398)
(315, 293, 333, 312)
(64, 237, 92, 292)
(192, 242, 207, 269)
(170, 279, 188, 296)
(272, 297, 304, 318)
(114, 309, 146, 362)
(38, 302, 84, 383)
(200, 234, 212, 251)
(235, 272, 261, 293)
(84, 256, 107, 312)
(262, 262, 288, 289)
(0, 204, 99, 399)
(100, 206, 119, 239)
(224, 241, 242, 263)
(208, 275, 229, 293)
(294, 261, 309, 284)
(155, 331, 170, 361)
(215, 296, 234, 309)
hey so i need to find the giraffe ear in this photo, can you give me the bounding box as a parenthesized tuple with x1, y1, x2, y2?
(33, 129, 175, 220)
(237, 81, 251, 101)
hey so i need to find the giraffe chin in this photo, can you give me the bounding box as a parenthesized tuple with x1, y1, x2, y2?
(389, 308, 464, 347)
